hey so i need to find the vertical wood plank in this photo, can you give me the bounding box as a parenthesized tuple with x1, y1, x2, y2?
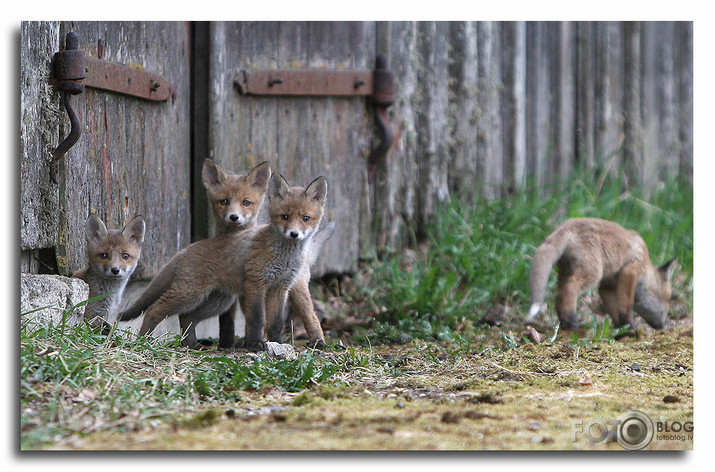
(623, 21, 643, 184)
(525, 22, 552, 190)
(374, 21, 420, 250)
(20, 21, 60, 253)
(576, 21, 596, 169)
(448, 22, 479, 201)
(476, 21, 503, 199)
(676, 22, 693, 183)
(594, 21, 624, 172)
(416, 22, 451, 230)
(501, 21, 527, 193)
(556, 22, 575, 183)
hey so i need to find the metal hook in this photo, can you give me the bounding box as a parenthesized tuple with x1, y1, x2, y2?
(367, 54, 395, 183)
(50, 92, 82, 184)
(49, 31, 85, 184)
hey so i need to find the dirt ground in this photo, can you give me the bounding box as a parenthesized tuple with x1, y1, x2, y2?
(45, 315, 693, 451)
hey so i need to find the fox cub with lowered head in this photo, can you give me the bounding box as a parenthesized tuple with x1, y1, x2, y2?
(203, 158, 334, 348)
(117, 173, 328, 351)
(529, 218, 676, 330)
(73, 214, 145, 328)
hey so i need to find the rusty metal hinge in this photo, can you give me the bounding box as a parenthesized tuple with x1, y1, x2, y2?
(235, 55, 396, 180)
(48, 31, 176, 183)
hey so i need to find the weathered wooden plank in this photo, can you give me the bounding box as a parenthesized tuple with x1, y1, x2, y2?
(373, 21, 420, 250)
(676, 22, 693, 183)
(556, 22, 575, 184)
(653, 22, 679, 181)
(623, 21, 643, 183)
(594, 21, 624, 173)
(56, 21, 191, 278)
(20, 21, 60, 255)
(416, 22, 451, 228)
(448, 22, 479, 201)
(525, 22, 552, 190)
(501, 21, 527, 193)
(476, 21, 503, 199)
(576, 21, 596, 169)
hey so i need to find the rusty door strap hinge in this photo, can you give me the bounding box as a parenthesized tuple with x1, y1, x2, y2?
(235, 54, 396, 179)
(48, 31, 176, 184)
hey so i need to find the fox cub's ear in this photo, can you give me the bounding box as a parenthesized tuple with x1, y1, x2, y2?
(85, 214, 108, 243)
(122, 215, 146, 245)
(269, 173, 291, 201)
(305, 176, 328, 205)
(247, 161, 271, 190)
(659, 258, 677, 282)
(202, 158, 228, 189)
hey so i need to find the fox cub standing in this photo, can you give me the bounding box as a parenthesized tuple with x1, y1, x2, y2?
(198, 159, 271, 348)
(528, 218, 676, 330)
(73, 214, 145, 328)
(117, 173, 328, 351)
(202, 158, 334, 348)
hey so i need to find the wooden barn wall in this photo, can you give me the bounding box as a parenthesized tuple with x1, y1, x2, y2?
(20, 21, 192, 278)
(20, 21, 61, 273)
(21, 21, 692, 279)
(374, 20, 692, 250)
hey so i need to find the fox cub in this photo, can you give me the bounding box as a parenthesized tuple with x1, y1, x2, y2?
(202, 158, 334, 348)
(199, 159, 271, 348)
(529, 218, 676, 330)
(117, 173, 328, 351)
(73, 214, 145, 328)
(203, 159, 271, 236)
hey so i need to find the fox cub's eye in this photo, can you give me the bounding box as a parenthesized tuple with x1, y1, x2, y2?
(98, 253, 108, 259)
(242, 200, 251, 206)
(220, 198, 229, 206)
(281, 214, 289, 221)
(122, 253, 130, 260)
(302, 215, 311, 222)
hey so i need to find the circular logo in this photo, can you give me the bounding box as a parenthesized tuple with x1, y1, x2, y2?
(616, 410, 654, 450)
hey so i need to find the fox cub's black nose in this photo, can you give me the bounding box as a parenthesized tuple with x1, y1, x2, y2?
(229, 214, 239, 222)
(111, 267, 120, 275)
(290, 231, 299, 239)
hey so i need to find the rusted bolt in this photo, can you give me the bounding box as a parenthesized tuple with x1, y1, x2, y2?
(268, 77, 283, 87)
(150, 80, 160, 91)
(354, 78, 366, 89)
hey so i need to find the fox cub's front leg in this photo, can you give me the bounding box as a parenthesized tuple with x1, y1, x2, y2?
(240, 287, 268, 352)
(265, 287, 290, 343)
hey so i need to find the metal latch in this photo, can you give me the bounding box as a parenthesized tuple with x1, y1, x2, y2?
(48, 31, 176, 183)
(235, 55, 396, 178)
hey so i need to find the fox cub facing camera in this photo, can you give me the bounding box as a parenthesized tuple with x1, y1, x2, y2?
(202, 159, 335, 348)
(73, 214, 145, 327)
(117, 173, 328, 351)
(529, 218, 676, 330)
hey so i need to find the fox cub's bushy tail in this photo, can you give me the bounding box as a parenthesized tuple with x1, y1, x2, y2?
(528, 235, 570, 319)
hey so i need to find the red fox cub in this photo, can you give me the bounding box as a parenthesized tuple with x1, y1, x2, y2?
(200, 159, 271, 348)
(73, 214, 145, 328)
(528, 218, 676, 330)
(202, 159, 271, 235)
(117, 173, 328, 351)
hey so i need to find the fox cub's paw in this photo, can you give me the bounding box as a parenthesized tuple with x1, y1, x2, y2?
(241, 339, 267, 352)
(309, 338, 327, 350)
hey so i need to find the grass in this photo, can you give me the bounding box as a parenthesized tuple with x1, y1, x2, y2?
(357, 168, 693, 344)
(20, 308, 360, 449)
(20, 170, 693, 450)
